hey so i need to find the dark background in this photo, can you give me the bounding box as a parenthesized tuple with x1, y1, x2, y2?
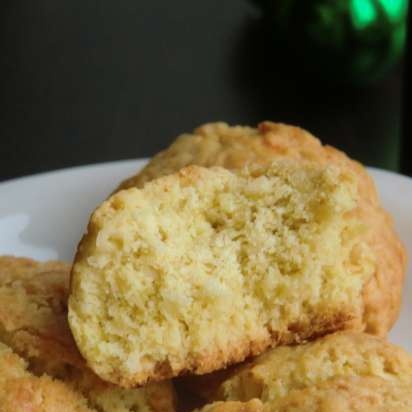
(0, 0, 407, 181)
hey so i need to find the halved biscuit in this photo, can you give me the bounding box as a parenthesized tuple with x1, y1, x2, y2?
(0, 256, 176, 412)
(69, 160, 374, 387)
(116, 121, 407, 336)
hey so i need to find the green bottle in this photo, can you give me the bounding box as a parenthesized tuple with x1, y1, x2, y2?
(250, 0, 408, 84)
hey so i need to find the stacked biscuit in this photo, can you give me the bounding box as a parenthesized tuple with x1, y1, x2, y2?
(1, 122, 410, 411)
(0, 256, 176, 411)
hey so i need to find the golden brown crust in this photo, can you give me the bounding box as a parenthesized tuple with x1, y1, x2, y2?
(116, 121, 406, 336)
(271, 376, 412, 412)
(1, 375, 94, 412)
(196, 377, 412, 412)
(191, 332, 412, 407)
(193, 332, 412, 411)
(0, 256, 85, 374)
(0, 342, 93, 412)
(0, 255, 176, 412)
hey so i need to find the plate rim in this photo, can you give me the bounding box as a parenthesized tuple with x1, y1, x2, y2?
(0, 158, 148, 188)
(1, 160, 411, 189)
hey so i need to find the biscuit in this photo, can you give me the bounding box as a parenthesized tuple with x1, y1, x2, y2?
(213, 331, 412, 402)
(69, 160, 375, 387)
(0, 256, 176, 412)
(197, 377, 412, 412)
(194, 332, 412, 411)
(116, 122, 406, 336)
(270, 376, 412, 412)
(0, 341, 93, 412)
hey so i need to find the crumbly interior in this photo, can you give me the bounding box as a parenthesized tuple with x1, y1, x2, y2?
(0, 256, 174, 412)
(69, 161, 374, 385)
(116, 121, 406, 339)
(218, 332, 412, 403)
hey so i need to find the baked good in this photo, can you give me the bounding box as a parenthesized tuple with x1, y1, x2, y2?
(0, 256, 176, 412)
(269, 376, 412, 412)
(0, 257, 82, 373)
(0, 341, 92, 412)
(69, 160, 374, 387)
(194, 332, 412, 411)
(116, 121, 406, 336)
(215, 331, 412, 402)
(196, 377, 412, 412)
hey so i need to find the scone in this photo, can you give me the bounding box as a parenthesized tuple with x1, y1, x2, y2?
(0, 341, 93, 412)
(116, 121, 406, 336)
(214, 331, 412, 402)
(193, 332, 412, 411)
(69, 160, 375, 387)
(269, 377, 412, 412)
(0, 256, 176, 412)
(196, 378, 412, 412)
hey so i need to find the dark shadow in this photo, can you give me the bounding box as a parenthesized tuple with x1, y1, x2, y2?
(228, 13, 403, 169)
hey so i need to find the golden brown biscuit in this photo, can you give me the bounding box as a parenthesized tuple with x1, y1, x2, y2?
(193, 332, 412, 411)
(0, 256, 176, 412)
(69, 160, 374, 387)
(197, 377, 412, 412)
(0, 256, 83, 373)
(117, 122, 406, 336)
(215, 331, 412, 403)
(0, 341, 93, 412)
(270, 376, 412, 412)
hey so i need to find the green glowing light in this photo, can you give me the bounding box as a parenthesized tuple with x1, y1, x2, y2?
(380, 0, 408, 22)
(350, 0, 378, 29)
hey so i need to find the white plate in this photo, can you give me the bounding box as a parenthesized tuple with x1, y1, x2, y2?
(0, 161, 411, 351)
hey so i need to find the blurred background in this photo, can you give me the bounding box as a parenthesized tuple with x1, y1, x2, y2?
(1, 0, 410, 181)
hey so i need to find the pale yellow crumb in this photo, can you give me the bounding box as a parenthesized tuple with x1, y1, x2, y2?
(116, 121, 406, 337)
(69, 160, 374, 387)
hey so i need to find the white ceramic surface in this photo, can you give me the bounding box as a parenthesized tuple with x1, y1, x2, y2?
(0, 161, 411, 350)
